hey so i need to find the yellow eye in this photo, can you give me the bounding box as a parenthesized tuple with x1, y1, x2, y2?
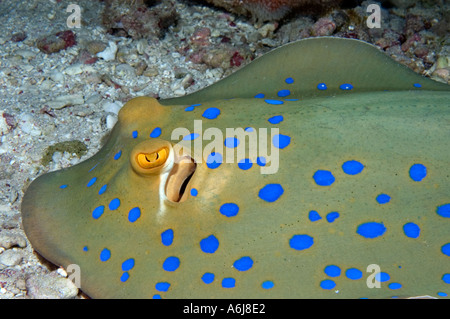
(136, 148, 169, 169)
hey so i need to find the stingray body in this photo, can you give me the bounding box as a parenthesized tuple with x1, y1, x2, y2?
(21, 38, 449, 298)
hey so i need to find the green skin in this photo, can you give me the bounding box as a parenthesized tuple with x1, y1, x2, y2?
(21, 38, 450, 298)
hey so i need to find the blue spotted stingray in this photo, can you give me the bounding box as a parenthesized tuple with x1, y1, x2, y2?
(21, 37, 450, 298)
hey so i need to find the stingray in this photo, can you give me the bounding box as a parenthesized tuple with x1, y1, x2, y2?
(21, 37, 450, 298)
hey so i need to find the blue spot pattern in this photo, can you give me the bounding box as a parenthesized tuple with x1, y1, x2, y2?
(220, 203, 239, 217)
(258, 184, 284, 202)
(222, 278, 235, 288)
(92, 206, 105, 219)
(150, 127, 162, 138)
(206, 152, 222, 169)
(277, 89, 290, 97)
(272, 134, 291, 149)
(202, 107, 221, 119)
(233, 256, 253, 271)
(409, 163, 427, 181)
(309, 210, 322, 222)
(155, 282, 171, 292)
(357, 222, 386, 238)
(87, 177, 97, 187)
(262, 281, 274, 289)
(264, 99, 284, 105)
(324, 265, 341, 277)
(109, 198, 120, 210)
(114, 150, 122, 160)
(342, 160, 364, 175)
(200, 235, 219, 253)
(285, 77, 294, 84)
(345, 268, 363, 280)
(317, 83, 327, 90)
(313, 170, 335, 186)
(128, 207, 141, 223)
(320, 279, 336, 290)
(100, 248, 111, 262)
(202, 273, 215, 284)
(184, 133, 200, 141)
(289, 234, 314, 251)
(326, 212, 340, 223)
(268, 115, 283, 124)
(437, 204, 450, 218)
(224, 137, 239, 148)
(340, 83, 353, 90)
(163, 256, 180, 272)
(98, 184, 107, 195)
(376, 194, 391, 204)
(403, 223, 420, 238)
(238, 158, 252, 170)
(161, 229, 174, 246)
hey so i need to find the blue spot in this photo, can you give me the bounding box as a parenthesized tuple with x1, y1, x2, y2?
(185, 103, 200, 111)
(233, 256, 253, 271)
(277, 89, 291, 97)
(257, 157, 266, 166)
(202, 273, 215, 284)
(162, 256, 180, 272)
(92, 205, 105, 219)
(409, 163, 427, 181)
(413, 83, 422, 88)
(200, 235, 219, 253)
(326, 212, 340, 223)
(120, 272, 129, 282)
(442, 243, 450, 257)
(59, 184, 68, 189)
(264, 99, 284, 105)
(128, 207, 141, 223)
(245, 127, 254, 132)
(340, 83, 353, 90)
(206, 152, 222, 169)
(262, 281, 274, 289)
(132, 130, 138, 138)
(317, 83, 327, 90)
(220, 203, 239, 217)
(88, 163, 98, 172)
(443, 274, 450, 284)
(345, 268, 363, 280)
(342, 160, 364, 175)
(254, 93, 265, 98)
(313, 170, 335, 186)
(285, 77, 294, 84)
(224, 137, 240, 148)
(114, 150, 122, 160)
(191, 188, 198, 197)
(183, 133, 199, 140)
(357, 222, 386, 238)
(375, 272, 390, 282)
(87, 177, 97, 187)
(403, 222, 420, 238)
(437, 204, 450, 218)
(155, 282, 171, 292)
(258, 183, 284, 202)
(273, 134, 291, 149)
(98, 184, 107, 195)
(238, 158, 253, 170)
(389, 282, 402, 290)
(150, 127, 162, 138)
(284, 98, 299, 101)
(100, 248, 111, 262)
(324, 265, 341, 277)
(161, 229, 174, 246)
(222, 278, 235, 288)
(289, 234, 314, 251)
(202, 107, 221, 119)
(308, 210, 322, 222)
(83, 246, 88, 252)
(153, 294, 161, 299)
(109, 198, 120, 210)
(376, 194, 391, 204)
(268, 115, 284, 124)
(437, 292, 447, 297)
(122, 258, 135, 271)
(320, 279, 336, 290)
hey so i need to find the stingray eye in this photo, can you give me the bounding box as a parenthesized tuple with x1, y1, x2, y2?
(136, 148, 168, 169)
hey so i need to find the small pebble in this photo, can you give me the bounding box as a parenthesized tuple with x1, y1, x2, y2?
(46, 94, 85, 110)
(97, 41, 118, 61)
(0, 232, 27, 249)
(25, 272, 79, 299)
(0, 249, 23, 267)
(103, 101, 121, 115)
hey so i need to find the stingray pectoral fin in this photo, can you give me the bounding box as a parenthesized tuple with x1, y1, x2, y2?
(161, 37, 449, 105)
